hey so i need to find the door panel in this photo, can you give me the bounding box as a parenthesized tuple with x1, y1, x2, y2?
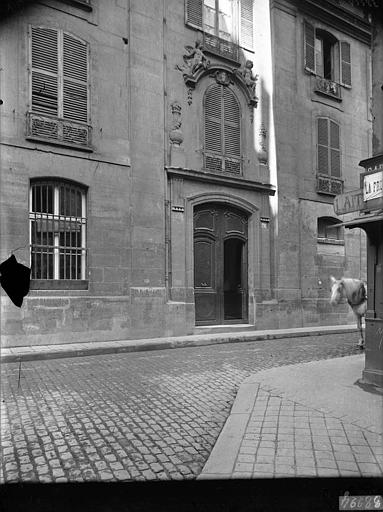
(194, 235, 220, 324)
(194, 204, 248, 325)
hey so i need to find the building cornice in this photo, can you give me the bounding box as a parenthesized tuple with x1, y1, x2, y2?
(289, 0, 371, 44)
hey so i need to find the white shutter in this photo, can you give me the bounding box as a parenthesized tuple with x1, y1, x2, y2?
(239, 0, 253, 50)
(63, 33, 89, 123)
(340, 41, 351, 87)
(31, 27, 59, 116)
(304, 21, 315, 73)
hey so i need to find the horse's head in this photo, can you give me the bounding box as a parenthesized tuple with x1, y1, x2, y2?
(330, 276, 344, 305)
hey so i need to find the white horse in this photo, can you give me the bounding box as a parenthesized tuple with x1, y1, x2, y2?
(330, 276, 367, 349)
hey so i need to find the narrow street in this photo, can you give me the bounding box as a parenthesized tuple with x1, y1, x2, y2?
(1, 333, 360, 483)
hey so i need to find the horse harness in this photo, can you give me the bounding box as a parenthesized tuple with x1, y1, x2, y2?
(347, 282, 367, 308)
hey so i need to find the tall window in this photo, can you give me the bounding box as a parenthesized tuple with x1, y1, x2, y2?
(317, 118, 341, 177)
(186, 0, 254, 50)
(204, 84, 241, 174)
(28, 26, 90, 147)
(315, 30, 337, 81)
(304, 22, 351, 87)
(203, 0, 233, 41)
(29, 180, 87, 282)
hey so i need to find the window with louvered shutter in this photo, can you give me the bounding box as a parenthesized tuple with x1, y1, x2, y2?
(31, 27, 59, 116)
(186, 0, 203, 29)
(63, 33, 88, 123)
(317, 118, 329, 174)
(239, 0, 253, 50)
(304, 21, 315, 73)
(204, 84, 241, 173)
(317, 118, 341, 177)
(30, 27, 89, 123)
(330, 120, 340, 177)
(340, 41, 351, 87)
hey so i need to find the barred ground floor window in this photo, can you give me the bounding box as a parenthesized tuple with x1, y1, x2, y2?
(29, 179, 87, 285)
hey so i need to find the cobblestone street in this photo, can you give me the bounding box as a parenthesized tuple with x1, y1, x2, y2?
(1, 333, 360, 483)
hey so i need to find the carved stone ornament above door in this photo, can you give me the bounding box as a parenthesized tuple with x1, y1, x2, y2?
(175, 41, 258, 109)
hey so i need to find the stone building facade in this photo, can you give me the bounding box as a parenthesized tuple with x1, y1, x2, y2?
(0, 0, 371, 347)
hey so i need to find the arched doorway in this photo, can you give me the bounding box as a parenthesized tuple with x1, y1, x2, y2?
(193, 203, 248, 325)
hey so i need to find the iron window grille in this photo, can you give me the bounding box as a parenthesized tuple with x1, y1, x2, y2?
(29, 180, 87, 281)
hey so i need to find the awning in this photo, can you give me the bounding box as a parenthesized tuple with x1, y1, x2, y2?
(332, 212, 383, 229)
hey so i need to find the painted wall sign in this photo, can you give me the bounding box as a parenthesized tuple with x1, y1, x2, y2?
(333, 189, 363, 215)
(363, 170, 383, 202)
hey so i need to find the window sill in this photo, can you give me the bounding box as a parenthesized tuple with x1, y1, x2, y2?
(312, 75, 342, 101)
(26, 136, 93, 153)
(316, 175, 343, 196)
(26, 112, 93, 152)
(317, 238, 344, 246)
(30, 280, 88, 290)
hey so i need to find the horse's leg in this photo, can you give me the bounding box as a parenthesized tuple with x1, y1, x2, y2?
(357, 314, 364, 349)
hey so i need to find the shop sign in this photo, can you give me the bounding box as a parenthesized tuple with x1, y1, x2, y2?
(333, 189, 363, 215)
(363, 170, 383, 202)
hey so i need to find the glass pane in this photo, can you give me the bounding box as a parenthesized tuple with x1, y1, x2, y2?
(219, 0, 232, 39)
(60, 186, 82, 216)
(31, 229, 54, 279)
(326, 225, 338, 239)
(203, 4, 216, 34)
(32, 183, 54, 213)
(315, 37, 324, 77)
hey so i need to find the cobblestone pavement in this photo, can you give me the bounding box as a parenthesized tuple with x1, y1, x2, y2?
(1, 333, 360, 483)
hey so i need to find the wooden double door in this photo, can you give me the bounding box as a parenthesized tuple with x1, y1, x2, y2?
(194, 203, 248, 325)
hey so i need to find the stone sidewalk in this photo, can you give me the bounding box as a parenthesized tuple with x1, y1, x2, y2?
(1, 324, 358, 362)
(198, 354, 383, 479)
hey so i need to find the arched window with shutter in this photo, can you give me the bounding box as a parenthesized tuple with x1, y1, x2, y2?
(204, 84, 241, 174)
(317, 117, 341, 178)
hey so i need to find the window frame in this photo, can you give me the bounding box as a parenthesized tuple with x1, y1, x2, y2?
(203, 83, 242, 175)
(29, 178, 88, 289)
(317, 216, 344, 245)
(185, 0, 254, 52)
(304, 20, 351, 88)
(28, 25, 91, 125)
(317, 117, 341, 178)
(203, 0, 235, 42)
